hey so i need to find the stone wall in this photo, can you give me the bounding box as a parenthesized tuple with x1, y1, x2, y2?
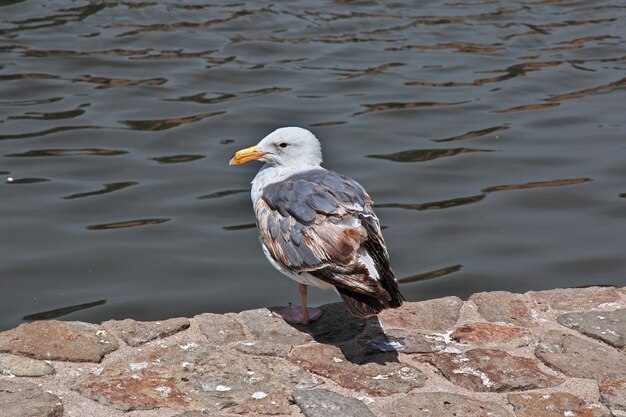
(0, 286, 624, 417)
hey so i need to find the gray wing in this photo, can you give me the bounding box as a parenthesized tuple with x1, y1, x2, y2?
(255, 169, 400, 306)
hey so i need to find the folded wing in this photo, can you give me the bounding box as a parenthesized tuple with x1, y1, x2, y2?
(255, 169, 404, 317)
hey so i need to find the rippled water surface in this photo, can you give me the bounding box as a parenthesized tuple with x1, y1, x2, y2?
(1, 0, 625, 330)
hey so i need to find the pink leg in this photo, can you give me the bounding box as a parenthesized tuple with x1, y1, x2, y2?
(271, 284, 323, 325)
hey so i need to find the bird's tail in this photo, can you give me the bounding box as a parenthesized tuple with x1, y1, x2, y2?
(336, 275, 404, 319)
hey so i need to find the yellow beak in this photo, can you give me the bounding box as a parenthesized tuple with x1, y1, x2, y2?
(229, 145, 268, 166)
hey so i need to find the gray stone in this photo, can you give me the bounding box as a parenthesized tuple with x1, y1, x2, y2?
(379, 391, 513, 417)
(0, 320, 118, 362)
(0, 353, 55, 376)
(293, 389, 375, 417)
(239, 308, 312, 346)
(599, 377, 626, 417)
(360, 328, 445, 354)
(451, 322, 531, 349)
(377, 296, 462, 332)
(74, 337, 320, 414)
(508, 392, 611, 417)
(529, 286, 621, 312)
(469, 291, 536, 327)
(535, 330, 626, 380)
(427, 348, 562, 392)
(229, 339, 293, 358)
(195, 312, 246, 345)
(557, 308, 625, 348)
(103, 317, 190, 347)
(289, 343, 425, 396)
(0, 379, 63, 417)
(293, 302, 369, 344)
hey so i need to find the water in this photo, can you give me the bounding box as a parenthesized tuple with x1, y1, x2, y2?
(1, 0, 624, 330)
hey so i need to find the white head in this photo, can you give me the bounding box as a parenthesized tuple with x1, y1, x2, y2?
(229, 127, 323, 168)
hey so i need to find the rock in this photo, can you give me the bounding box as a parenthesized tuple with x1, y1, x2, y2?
(0, 320, 118, 362)
(293, 303, 369, 344)
(0, 379, 63, 417)
(529, 286, 621, 312)
(508, 392, 610, 417)
(379, 391, 513, 417)
(599, 377, 626, 417)
(74, 337, 320, 414)
(195, 313, 246, 345)
(0, 353, 55, 377)
(377, 296, 462, 332)
(557, 308, 625, 348)
(426, 348, 562, 392)
(239, 308, 312, 346)
(292, 388, 376, 417)
(451, 323, 531, 349)
(360, 328, 445, 354)
(229, 339, 293, 358)
(289, 343, 425, 396)
(535, 330, 626, 380)
(469, 291, 536, 327)
(103, 317, 190, 347)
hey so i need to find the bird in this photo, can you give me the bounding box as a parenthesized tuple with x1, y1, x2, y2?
(229, 127, 404, 325)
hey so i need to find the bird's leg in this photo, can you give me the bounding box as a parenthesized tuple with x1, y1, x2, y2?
(300, 283, 310, 324)
(271, 284, 323, 325)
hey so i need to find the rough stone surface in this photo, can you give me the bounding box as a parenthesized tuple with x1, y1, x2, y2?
(0, 353, 55, 377)
(240, 308, 313, 346)
(529, 286, 621, 312)
(195, 312, 246, 345)
(0, 379, 63, 417)
(469, 291, 536, 327)
(289, 343, 425, 396)
(452, 323, 531, 349)
(377, 296, 462, 332)
(508, 392, 611, 417)
(599, 377, 626, 417)
(292, 388, 375, 417)
(379, 391, 514, 417)
(104, 317, 190, 347)
(535, 330, 626, 380)
(0, 286, 623, 417)
(427, 348, 562, 392)
(0, 320, 118, 362)
(74, 338, 320, 414)
(363, 328, 445, 353)
(293, 303, 369, 344)
(557, 308, 625, 348)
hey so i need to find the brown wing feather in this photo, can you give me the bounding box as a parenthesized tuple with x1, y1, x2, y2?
(255, 169, 404, 316)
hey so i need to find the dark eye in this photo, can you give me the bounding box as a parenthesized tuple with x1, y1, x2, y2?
(279, 142, 288, 148)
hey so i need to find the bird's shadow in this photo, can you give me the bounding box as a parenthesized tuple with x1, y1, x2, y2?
(270, 302, 402, 365)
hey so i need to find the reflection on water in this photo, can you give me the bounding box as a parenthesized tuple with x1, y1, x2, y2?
(151, 155, 205, 164)
(6, 148, 127, 157)
(481, 178, 592, 193)
(223, 223, 257, 231)
(398, 265, 463, 284)
(121, 111, 225, 131)
(63, 182, 138, 200)
(378, 178, 592, 211)
(433, 125, 510, 143)
(1, 0, 624, 330)
(368, 147, 494, 163)
(87, 218, 170, 230)
(378, 195, 486, 211)
(23, 299, 106, 321)
(198, 189, 249, 199)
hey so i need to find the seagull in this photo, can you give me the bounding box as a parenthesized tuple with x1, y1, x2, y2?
(229, 127, 404, 325)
